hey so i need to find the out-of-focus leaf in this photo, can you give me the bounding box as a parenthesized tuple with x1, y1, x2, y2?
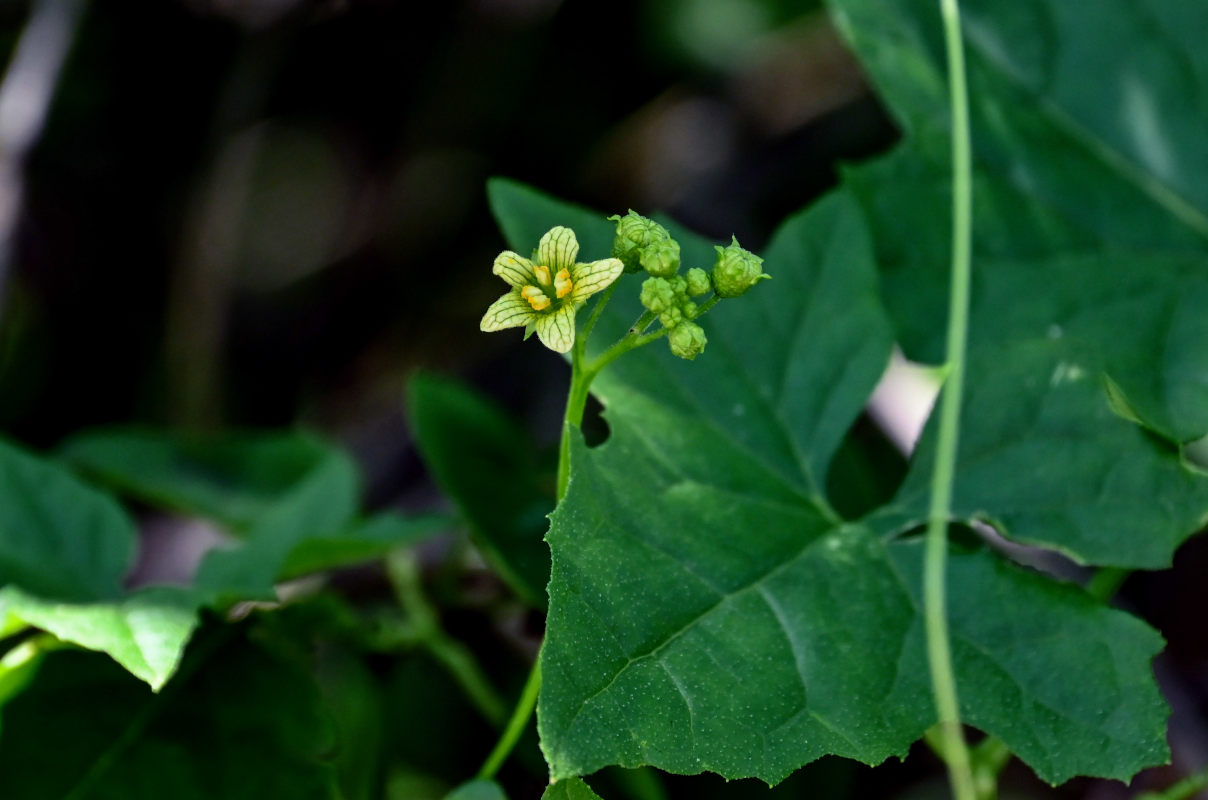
(0, 585, 198, 691)
(408, 372, 552, 607)
(60, 427, 338, 533)
(446, 779, 508, 800)
(313, 641, 385, 800)
(0, 626, 340, 799)
(0, 439, 133, 602)
(194, 441, 360, 600)
(280, 511, 451, 580)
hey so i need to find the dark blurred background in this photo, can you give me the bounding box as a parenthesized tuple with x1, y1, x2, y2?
(0, 0, 894, 475)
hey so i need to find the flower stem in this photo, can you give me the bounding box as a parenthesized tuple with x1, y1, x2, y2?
(580, 281, 618, 346)
(557, 347, 593, 501)
(924, 0, 977, 799)
(584, 326, 671, 379)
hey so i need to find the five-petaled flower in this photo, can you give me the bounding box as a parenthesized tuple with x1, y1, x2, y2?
(480, 226, 624, 353)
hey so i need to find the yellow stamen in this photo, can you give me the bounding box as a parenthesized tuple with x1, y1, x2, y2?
(554, 268, 573, 299)
(521, 285, 550, 311)
(533, 265, 552, 286)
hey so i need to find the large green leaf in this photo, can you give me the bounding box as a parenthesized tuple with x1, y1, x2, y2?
(408, 372, 553, 607)
(541, 429, 1168, 785)
(0, 626, 340, 799)
(487, 183, 1174, 785)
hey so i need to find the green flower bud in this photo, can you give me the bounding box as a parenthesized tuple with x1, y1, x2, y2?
(668, 322, 707, 360)
(609, 210, 671, 273)
(639, 277, 676, 315)
(711, 236, 770, 298)
(685, 267, 711, 297)
(638, 238, 680, 278)
(658, 305, 684, 329)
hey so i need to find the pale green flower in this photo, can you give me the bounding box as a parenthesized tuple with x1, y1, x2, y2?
(480, 226, 624, 353)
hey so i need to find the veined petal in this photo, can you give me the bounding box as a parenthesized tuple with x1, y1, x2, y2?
(493, 251, 535, 287)
(570, 257, 624, 302)
(534, 304, 576, 353)
(537, 227, 579, 271)
(481, 291, 536, 332)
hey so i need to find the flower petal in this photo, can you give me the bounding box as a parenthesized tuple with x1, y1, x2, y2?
(493, 251, 535, 287)
(534, 304, 576, 353)
(570, 257, 624, 302)
(536, 227, 579, 271)
(480, 291, 535, 332)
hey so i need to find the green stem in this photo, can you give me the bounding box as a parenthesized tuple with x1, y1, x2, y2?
(386, 551, 507, 726)
(1137, 767, 1208, 800)
(924, 1, 977, 799)
(489, 280, 692, 779)
(695, 293, 721, 317)
(628, 309, 656, 335)
(970, 736, 1011, 800)
(556, 347, 592, 501)
(1086, 566, 1129, 602)
(580, 281, 618, 346)
(584, 326, 671, 378)
(476, 657, 542, 780)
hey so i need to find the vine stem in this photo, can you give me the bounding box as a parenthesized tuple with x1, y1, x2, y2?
(479, 264, 724, 780)
(924, 0, 977, 799)
(476, 658, 542, 781)
(481, 288, 619, 780)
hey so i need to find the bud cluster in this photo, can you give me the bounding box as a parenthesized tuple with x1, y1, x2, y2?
(609, 211, 770, 361)
(609, 211, 674, 274)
